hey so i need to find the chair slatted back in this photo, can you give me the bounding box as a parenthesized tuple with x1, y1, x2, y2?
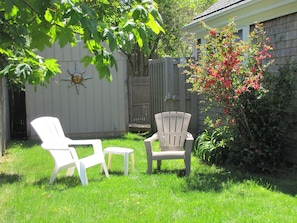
(155, 111, 191, 151)
(31, 116, 67, 147)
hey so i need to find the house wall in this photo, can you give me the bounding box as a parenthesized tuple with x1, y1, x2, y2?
(264, 12, 297, 71)
(26, 42, 129, 139)
(263, 12, 297, 163)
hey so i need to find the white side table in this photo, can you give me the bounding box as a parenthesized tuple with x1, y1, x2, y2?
(103, 147, 135, 175)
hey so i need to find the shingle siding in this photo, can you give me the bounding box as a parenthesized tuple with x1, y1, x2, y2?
(264, 12, 297, 66)
(262, 12, 297, 163)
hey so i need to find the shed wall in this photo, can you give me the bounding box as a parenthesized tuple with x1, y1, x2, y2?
(26, 42, 128, 139)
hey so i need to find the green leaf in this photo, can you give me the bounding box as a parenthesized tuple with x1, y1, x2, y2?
(33, 0, 49, 14)
(0, 64, 14, 76)
(4, 4, 18, 19)
(57, 27, 75, 48)
(80, 4, 96, 19)
(48, 25, 57, 44)
(85, 39, 101, 53)
(4, 0, 14, 14)
(146, 14, 164, 35)
(104, 28, 117, 52)
(15, 63, 32, 78)
(67, 10, 81, 25)
(110, 55, 118, 71)
(99, 0, 110, 4)
(138, 27, 148, 50)
(44, 9, 53, 22)
(132, 6, 148, 21)
(148, 7, 163, 23)
(81, 17, 97, 34)
(81, 56, 93, 67)
(0, 48, 9, 56)
(97, 64, 110, 80)
(133, 29, 143, 47)
(44, 58, 61, 74)
(122, 21, 136, 32)
(30, 28, 51, 50)
(106, 72, 112, 82)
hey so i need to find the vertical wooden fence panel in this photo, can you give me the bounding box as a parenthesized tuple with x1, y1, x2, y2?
(128, 76, 150, 126)
(148, 57, 200, 134)
(149, 58, 166, 131)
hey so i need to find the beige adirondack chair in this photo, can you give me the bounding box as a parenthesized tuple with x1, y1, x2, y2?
(144, 111, 194, 175)
(31, 116, 109, 185)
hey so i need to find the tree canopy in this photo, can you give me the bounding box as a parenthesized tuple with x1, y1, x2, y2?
(154, 0, 217, 58)
(126, 0, 217, 77)
(0, 0, 164, 89)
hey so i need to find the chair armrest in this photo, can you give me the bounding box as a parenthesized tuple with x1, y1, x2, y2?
(67, 139, 103, 154)
(67, 139, 101, 146)
(185, 132, 194, 154)
(144, 133, 158, 143)
(41, 142, 69, 150)
(186, 132, 194, 140)
(144, 133, 158, 157)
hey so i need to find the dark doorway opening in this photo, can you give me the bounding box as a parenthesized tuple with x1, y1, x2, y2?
(9, 90, 27, 139)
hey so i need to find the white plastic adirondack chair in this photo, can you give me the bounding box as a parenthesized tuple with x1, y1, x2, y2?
(144, 111, 194, 175)
(31, 116, 109, 185)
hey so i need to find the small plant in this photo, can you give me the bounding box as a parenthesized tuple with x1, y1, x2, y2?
(194, 117, 232, 165)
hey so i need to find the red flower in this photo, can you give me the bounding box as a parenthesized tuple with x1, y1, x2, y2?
(209, 29, 216, 37)
(253, 82, 260, 90)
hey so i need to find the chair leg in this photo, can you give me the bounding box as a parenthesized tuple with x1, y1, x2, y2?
(185, 158, 191, 176)
(66, 166, 75, 176)
(79, 164, 88, 186)
(101, 162, 110, 178)
(157, 160, 161, 170)
(107, 154, 112, 170)
(124, 153, 129, 175)
(147, 158, 152, 174)
(49, 168, 59, 184)
(131, 153, 135, 172)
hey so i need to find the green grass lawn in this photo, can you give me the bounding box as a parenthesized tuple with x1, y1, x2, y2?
(1, 133, 297, 222)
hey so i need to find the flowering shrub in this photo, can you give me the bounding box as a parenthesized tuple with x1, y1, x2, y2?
(184, 19, 297, 172)
(185, 18, 273, 118)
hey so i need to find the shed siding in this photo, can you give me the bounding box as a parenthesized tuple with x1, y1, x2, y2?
(26, 42, 128, 138)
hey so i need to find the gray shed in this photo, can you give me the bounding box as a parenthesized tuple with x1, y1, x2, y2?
(26, 42, 129, 139)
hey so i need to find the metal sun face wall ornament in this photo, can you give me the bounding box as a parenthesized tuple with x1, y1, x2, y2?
(61, 63, 93, 95)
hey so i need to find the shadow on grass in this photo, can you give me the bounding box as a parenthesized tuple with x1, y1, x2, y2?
(33, 176, 81, 190)
(152, 169, 187, 177)
(33, 176, 107, 190)
(184, 169, 233, 192)
(0, 173, 23, 185)
(184, 164, 297, 196)
(7, 139, 40, 149)
(108, 170, 132, 176)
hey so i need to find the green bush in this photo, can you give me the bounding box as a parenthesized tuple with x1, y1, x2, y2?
(195, 61, 297, 172)
(227, 60, 297, 172)
(186, 19, 297, 173)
